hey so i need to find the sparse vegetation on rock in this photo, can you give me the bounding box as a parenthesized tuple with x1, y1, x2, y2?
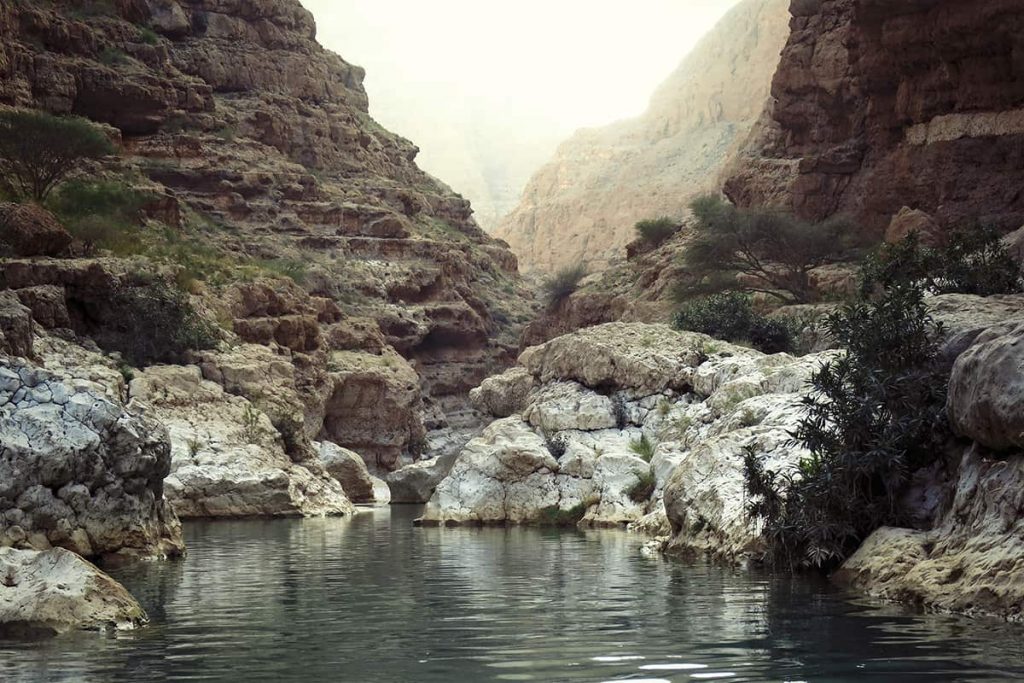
(542, 263, 587, 307)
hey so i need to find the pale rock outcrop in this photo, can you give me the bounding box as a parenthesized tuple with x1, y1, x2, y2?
(522, 381, 616, 433)
(469, 367, 535, 418)
(316, 440, 387, 505)
(0, 547, 147, 638)
(519, 323, 707, 396)
(130, 365, 354, 518)
(0, 358, 183, 562)
(927, 293, 1024, 363)
(386, 452, 458, 504)
(422, 322, 835, 546)
(947, 322, 1024, 451)
(0, 291, 32, 358)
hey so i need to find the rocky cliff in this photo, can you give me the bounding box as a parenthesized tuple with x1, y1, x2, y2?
(725, 0, 1024, 236)
(494, 0, 790, 273)
(0, 0, 534, 487)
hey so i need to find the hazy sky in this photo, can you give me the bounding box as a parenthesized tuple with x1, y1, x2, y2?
(303, 1, 742, 135)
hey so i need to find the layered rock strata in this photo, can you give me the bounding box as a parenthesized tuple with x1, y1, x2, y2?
(725, 0, 1024, 237)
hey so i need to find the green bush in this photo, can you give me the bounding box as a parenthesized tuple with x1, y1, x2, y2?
(628, 469, 656, 503)
(137, 26, 160, 45)
(861, 227, 1022, 297)
(629, 434, 656, 462)
(635, 217, 678, 247)
(541, 263, 587, 307)
(47, 180, 148, 254)
(744, 284, 948, 569)
(0, 110, 114, 201)
(679, 195, 856, 304)
(101, 280, 219, 366)
(673, 292, 803, 354)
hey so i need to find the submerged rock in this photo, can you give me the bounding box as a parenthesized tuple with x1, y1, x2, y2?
(0, 547, 147, 638)
(0, 357, 184, 562)
(130, 365, 354, 519)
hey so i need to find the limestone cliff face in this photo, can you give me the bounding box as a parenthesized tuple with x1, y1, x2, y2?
(0, 0, 534, 474)
(494, 0, 791, 273)
(725, 0, 1024, 235)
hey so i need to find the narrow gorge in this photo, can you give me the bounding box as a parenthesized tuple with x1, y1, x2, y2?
(1, 0, 1023, 680)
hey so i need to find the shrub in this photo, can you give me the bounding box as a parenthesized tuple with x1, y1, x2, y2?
(256, 257, 308, 285)
(744, 284, 948, 570)
(679, 195, 855, 304)
(860, 227, 1022, 297)
(541, 263, 587, 307)
(101, 280, 219, 366)
(628, 469, 656, 503)
(635, 217, 678, 247)
(629, 434, 656, 462)
(673, 292, 802, 354)
(98, 47, 129, 66)
(137, 26, 160, 45)
(47, 179, 148, 254)
(0, 111, 115, 201)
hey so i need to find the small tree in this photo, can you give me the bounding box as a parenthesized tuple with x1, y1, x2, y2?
(679, 195, 854, 304)
(0, 110, 114, 201)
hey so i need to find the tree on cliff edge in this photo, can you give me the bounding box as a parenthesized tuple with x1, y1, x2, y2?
(0, 110, 114, 202)
(678, 195, 856, 304)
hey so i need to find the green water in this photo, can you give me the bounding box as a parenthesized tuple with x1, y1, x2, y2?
(2, 506, 1023, 682)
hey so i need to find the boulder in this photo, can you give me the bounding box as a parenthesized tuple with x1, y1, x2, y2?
(0, 291, 33, 357)
(519, 323, 714, 395)
(947, 322, 1024, 451)
(522, 381, 617, 432)
(469, 366, 535, 418)
(0, 358, 184, 562)
(316, 441, 378, 504)
(0, 547, 147, 638)
(13, 285, 70, 329)
(130, 365, 354, 518)
(386, 451, 458, 504)
(0, 203, 72, 257)
(928, 293, 1024, 364)
(884, 207, 943, 247)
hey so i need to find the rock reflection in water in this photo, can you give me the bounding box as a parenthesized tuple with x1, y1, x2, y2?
(1, 506, 1022, 682)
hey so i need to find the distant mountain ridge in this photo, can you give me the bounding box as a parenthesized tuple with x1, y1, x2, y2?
(494, 0, 791, 273)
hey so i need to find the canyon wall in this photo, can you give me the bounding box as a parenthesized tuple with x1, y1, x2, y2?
(494, 0, 791, 273)
(0, 0, 534, 477)
(725, 0, 1024, 235)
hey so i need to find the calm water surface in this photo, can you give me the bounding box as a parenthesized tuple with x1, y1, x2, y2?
(3, 505, 1023, 682)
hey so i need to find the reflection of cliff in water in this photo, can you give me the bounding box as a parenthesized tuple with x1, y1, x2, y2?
(2, 509, 1022, 682)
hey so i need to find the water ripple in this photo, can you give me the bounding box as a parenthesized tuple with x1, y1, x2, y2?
(0, 507, 1022, 682)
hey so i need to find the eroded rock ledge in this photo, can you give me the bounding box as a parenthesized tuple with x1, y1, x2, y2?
(418, 322, 837, 545)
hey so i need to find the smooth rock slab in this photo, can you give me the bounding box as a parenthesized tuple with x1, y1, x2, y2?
(0, 547, 147, 638)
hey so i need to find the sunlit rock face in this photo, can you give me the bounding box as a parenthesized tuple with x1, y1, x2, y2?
(0, 0, 535, 477)
(725, 0, 1024, 237)
(0, 357, 184, 563)
(420, 322, 840, 553)
(0, 547, 148, 638)
(494, 0, 791, 273)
